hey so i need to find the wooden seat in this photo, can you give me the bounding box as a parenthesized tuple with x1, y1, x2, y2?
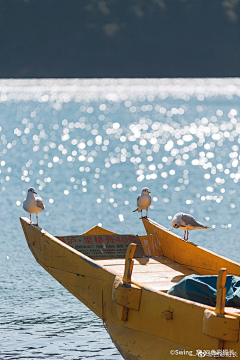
(95, 256, 197, 292)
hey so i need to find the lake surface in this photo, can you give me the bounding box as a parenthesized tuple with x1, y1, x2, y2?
(1, 78, 240, 359)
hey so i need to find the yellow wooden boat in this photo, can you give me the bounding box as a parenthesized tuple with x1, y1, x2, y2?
(20, 216, 240, 359)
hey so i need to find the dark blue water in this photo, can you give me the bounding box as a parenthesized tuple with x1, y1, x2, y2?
(1, 79, 240, 359)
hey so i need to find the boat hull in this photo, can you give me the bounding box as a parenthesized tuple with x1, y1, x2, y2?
(106, 321, 196, 360)
(20, 217, 240, 360)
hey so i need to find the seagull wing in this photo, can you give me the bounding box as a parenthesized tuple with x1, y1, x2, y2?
(36, 197, 45, 210)
(181, 214, 205, 228)
(136, 194, 141, 206)
(133, 193, 141, 212)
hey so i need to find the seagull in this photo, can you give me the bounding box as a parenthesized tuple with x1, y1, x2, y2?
(133, 187, 151, 219)
(23, 187, 45, 226)
(172, 212, 213, 241)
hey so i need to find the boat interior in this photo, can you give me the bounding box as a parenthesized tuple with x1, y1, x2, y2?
(95, 257, 196, 292)
(20, 213, 240, 316)
(56, 224, 197, 293)
(54, 221, 240, 316)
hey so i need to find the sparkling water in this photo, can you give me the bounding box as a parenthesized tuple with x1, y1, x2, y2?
(1, 78, 240, 359)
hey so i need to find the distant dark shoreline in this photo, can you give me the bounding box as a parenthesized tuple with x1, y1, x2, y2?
(0, 0, 239, 78)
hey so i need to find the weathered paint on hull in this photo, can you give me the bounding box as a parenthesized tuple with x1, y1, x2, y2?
(106, 322, 195, 360)
(142, 217, 240, 276)
(20, 217, 240, 360)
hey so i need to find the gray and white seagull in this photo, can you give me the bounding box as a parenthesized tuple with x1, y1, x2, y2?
(133, 187, 151, 219)
(172, 212, 213, 241)
(23, 187, 45, 226)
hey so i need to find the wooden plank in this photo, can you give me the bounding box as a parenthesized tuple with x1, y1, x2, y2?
(142, 217, 240, 276)
(96, 257, 164, 266)
(98, 265, 188, 274)
(96, 255, 197, 292)
(139, 234, 163, 256)
(112, 276, 142, 311)
(96, 256, 197, 268)
(215, 268, 227, 350)
(215, 268, 227, 315)
(123, 243, 137, 283)
(55, 234, 145, 259)
(139, 282, 177, 291)
(203, 309, 239, 342)
(131, 273, 186, 283)
(225, 308, 240, 316)
(97, 257, 196, 274)
(80, 225, 119, 236)
(101, 264, 196, 275)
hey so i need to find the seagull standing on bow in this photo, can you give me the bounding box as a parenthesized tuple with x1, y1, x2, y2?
(172, 212, 213, 241)
(133, 187, 151, 219)
(23, 187, 45, 226)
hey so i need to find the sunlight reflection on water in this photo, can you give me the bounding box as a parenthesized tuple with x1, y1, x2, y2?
(1, 78, 240, 359)
(2, 79, 240, 232)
